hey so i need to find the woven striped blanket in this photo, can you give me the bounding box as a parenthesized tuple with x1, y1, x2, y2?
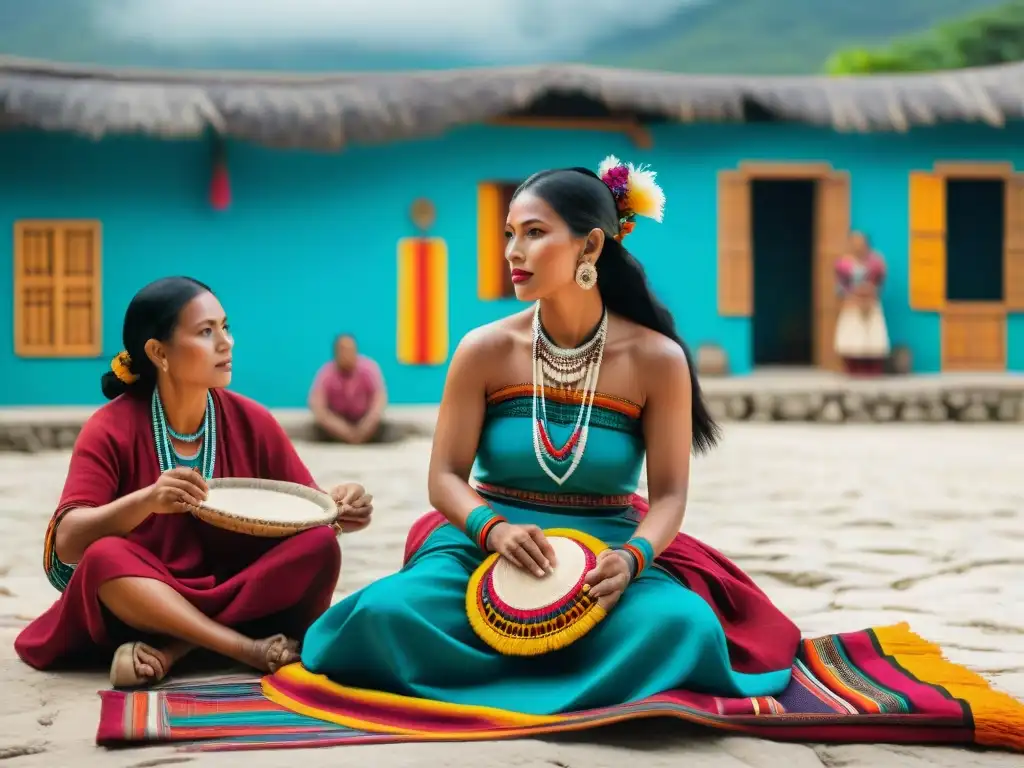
(96, 623, 1024, 753)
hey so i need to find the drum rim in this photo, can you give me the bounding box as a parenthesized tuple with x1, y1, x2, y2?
(466, 528, 609, 656)
(195, 477, 338, 530)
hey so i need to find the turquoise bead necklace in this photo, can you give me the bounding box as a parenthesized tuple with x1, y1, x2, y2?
(151, 388, 217, 479)
(166, 417, 205, 442)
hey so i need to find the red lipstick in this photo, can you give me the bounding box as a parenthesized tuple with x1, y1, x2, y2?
(511, 269, 533, 284)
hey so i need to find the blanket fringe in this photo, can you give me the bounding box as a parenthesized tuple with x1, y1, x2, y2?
(874, 623, 1024, 751)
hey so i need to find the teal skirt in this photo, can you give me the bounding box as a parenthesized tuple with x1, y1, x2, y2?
(300, 502, 791, 715)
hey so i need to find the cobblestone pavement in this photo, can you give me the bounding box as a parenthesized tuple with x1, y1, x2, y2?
(0, 423, 1021, 767)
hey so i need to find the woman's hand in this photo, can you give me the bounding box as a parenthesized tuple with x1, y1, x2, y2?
(585, 550, 632, 611)
(487, 523, 557, 578)
(329, 483, 373, 533)
(146, 468, 209, 514)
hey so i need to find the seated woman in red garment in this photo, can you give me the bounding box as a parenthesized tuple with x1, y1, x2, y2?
(14, 276, 373, 689)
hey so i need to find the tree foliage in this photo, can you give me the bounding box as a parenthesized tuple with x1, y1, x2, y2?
(825, 1, 1024, 74)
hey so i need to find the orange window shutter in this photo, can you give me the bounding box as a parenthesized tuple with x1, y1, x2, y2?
(397, 237, 449, 366)
(14, 223, 58, 357)
(907, 172, 946, 311)
(13, 220, 102, 358)
(477, 183, 505, 300)
(1004, 174, 1024, 311)
(57, 222, 103, 356)
(717, 171, 752, 317)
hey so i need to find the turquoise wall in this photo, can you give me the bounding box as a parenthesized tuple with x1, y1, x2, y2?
(2, 121, 1023, 406)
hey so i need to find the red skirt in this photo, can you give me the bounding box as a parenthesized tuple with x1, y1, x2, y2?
(15, 526, 341, 670)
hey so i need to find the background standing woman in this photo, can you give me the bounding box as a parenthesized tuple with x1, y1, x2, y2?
(834, 231, 890, 375)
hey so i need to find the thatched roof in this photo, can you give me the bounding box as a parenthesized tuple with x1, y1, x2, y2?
(1, 56, 1022, 150)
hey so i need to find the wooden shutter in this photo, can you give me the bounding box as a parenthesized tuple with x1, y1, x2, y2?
(941, 302, 1006, 371)
(813, 172, 851, 371)
(908, 172, 946, 311)
(717, 171, 752, 316)
(1004, 174, 1024, 310)
(14, 220, 102, 357)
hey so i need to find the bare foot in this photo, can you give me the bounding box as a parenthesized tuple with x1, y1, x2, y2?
(244, 634, 300, 673)
(110, 640, 196, 689)
(110, 642, 170, 688)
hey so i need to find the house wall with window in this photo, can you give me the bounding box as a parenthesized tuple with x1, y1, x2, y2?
(3, 121, 1024, 407)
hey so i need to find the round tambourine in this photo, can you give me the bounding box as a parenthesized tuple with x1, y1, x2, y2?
(466, 528, 609, 656)
(193, 478, 338, 538)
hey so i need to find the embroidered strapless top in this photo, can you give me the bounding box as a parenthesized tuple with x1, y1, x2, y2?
(472, 385, 645, 497)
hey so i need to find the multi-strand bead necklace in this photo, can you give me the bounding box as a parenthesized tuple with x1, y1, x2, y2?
(151, 389, 217, 479)
(530, 302, 608, 486)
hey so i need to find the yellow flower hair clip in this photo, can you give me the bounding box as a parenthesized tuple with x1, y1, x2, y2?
(110, 351, 139, 385)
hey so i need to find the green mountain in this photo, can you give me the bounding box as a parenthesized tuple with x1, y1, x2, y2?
(592, 0, 1007, 73)
(0, 0, 1010, 75)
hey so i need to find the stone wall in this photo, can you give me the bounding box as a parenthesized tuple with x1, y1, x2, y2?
(1, 383, 1020, 453)
(0, 408, 437, 454)
(704, 388, 1024, 423)
(0, 423, 82, 453)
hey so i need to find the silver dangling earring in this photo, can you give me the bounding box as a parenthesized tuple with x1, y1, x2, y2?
(575, 261, 597, 290)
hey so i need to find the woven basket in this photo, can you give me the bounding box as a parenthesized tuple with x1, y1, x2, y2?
(193, 477, 338, 538)
(466, 528, 609, 657)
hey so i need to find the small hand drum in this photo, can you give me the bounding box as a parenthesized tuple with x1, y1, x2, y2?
(193, 478, 338, 538)
(466, 528, 609, 656)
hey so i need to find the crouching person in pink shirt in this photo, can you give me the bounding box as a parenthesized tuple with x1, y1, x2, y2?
(308, 334, 389, 444)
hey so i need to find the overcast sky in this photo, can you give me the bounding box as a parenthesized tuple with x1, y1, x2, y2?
(97, 0, 706, 58)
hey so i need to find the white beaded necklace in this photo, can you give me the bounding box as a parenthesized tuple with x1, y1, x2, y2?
(530, 303, 608, 486)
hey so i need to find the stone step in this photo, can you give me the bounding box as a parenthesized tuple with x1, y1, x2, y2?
(703, 388, 1024, 424)
(0, 405, 440, 453)
(1, 376, 1022, 452)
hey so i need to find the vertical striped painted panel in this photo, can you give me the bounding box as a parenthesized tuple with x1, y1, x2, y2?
(397, 237, 449, 366)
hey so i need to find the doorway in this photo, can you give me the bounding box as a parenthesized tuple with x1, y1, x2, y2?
(750, 179, 816, 366)
(946, 178, 1005, 302)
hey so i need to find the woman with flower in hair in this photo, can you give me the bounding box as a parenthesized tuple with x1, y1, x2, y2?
(293, 158, 799, 715)
(14, 277, 373, 688)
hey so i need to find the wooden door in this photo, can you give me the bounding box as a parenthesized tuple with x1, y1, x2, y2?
(1005, 174, 1024, 311)
(941, 303, 1006, 370)
(813, 172, 850, 371)
(717, 171, 752, 317)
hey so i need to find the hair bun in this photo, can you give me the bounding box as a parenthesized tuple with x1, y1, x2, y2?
(100, 370, 130, 400)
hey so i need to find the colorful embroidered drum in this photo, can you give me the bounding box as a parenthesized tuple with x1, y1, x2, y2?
(466, 528, 609, 656)
(194, 478, 338, 538)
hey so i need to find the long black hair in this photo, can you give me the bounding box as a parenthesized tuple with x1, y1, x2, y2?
(514, 168, 720, 453)
(100, 276, 213, 400)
